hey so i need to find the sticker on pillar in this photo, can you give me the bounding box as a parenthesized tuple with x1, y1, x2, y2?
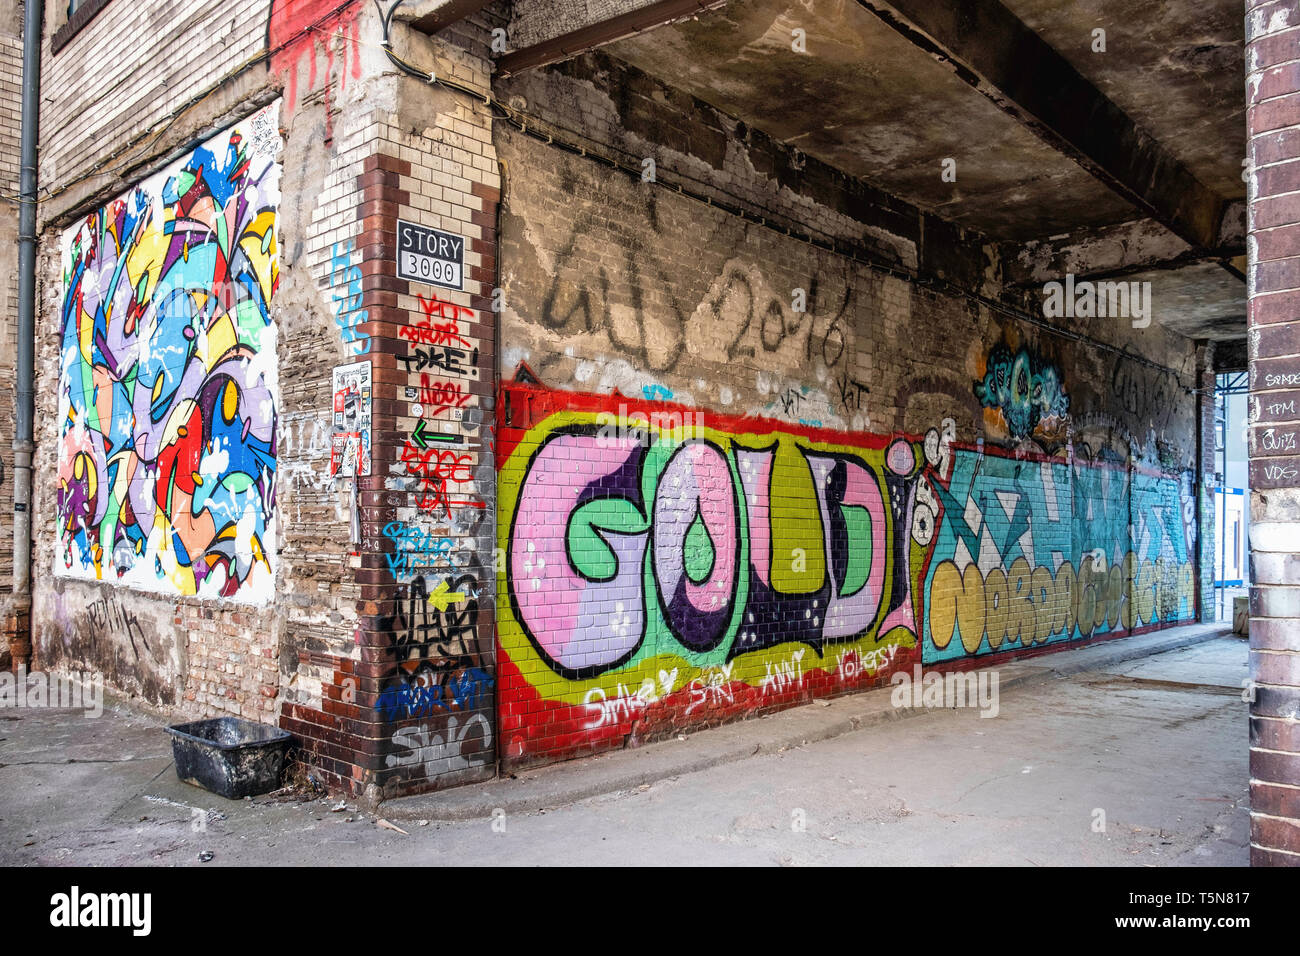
(397, 219, 464, 291)
(331, 361, 372, 477)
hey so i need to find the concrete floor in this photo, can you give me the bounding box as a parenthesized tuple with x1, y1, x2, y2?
(0, 632, 1249, 866)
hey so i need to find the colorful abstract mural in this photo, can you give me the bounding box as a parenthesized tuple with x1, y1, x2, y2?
(56, 102, 282, 602)
(495, 383, 1197, 764)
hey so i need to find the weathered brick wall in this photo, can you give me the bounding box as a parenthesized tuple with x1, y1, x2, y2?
(28, 0, 388, 761)
(24, 0, 506, 799)
(322, 10, 503, 798)
(1245, 0, 1300, 867)
(1197, 343, 1217, 623)
(493, 53, 1204, 768)
(38, 0, 269, 192)
(0, 0, 22, 634)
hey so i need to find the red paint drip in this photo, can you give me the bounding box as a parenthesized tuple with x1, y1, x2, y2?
(267, 0, 365, 139)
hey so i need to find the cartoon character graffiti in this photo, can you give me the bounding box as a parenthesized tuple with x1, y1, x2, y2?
(974, 344, 1069, 441)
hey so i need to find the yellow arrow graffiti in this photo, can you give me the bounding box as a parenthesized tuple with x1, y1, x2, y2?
(427, 579, 466, 612)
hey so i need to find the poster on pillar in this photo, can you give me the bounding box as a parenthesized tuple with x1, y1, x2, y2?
(55, 102, 283, 603)
(330, 360, 372, 478)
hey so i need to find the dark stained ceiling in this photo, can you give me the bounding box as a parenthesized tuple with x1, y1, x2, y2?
(1002, 0, 1247, 200)
(496, 0, 1249, 342)
(606, 0, 1141, 239)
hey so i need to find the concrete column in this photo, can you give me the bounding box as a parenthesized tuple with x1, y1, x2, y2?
(1196, 342, 1218, 623)
(1246, 0, 1300, 866)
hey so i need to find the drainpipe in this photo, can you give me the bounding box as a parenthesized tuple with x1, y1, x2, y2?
(9, 0, 44, 671)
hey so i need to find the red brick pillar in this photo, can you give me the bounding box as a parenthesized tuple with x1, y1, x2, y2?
(1246, 0, 1300, 866)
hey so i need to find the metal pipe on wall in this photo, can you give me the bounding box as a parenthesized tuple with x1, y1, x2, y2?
(10, 0, 45, 670)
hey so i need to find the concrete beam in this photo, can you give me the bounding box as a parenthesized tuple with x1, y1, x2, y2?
(399, 0, 497, 34)
(497, 0, 725, 77)
(1214, 338, 1248, 372)
(1003, 212, 1247, 288)
(506, 0, 669, 50)
(854, 0, 1228, 253)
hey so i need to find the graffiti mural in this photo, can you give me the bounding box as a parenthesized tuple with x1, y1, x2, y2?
(974, 343, 1069, 442)
(496, 383, 1197, 764)
(497, 385, 929, 762)
(921, 448, 1195, 663)
(56, 103, 282, 602)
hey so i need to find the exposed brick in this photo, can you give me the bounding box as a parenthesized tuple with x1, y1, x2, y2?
(1252, 813, 1300, 854)
(1250, 93, 1300, 137)
(1255, 158, 1300, 198)
(1251, 715, 1300, 752)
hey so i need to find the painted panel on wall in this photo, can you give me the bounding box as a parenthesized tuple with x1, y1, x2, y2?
(56, 102, 282, 603)
(921, 449, 1195, 663)
(496, 383, 1197, 764)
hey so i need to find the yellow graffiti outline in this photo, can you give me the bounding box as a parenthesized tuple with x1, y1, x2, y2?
(497, 408, 920, 706)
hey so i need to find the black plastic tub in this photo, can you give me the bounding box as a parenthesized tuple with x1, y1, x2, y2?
(166, 717, 292, 799)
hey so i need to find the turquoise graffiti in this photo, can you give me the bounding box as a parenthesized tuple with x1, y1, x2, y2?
(922, 449, 1195, 662)
(974, 344, 1070, 440)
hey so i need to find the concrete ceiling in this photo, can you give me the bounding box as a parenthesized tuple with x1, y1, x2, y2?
(605, 0, 1141, 239)
(496, 0, 1248, 343)
(1002, 0, 1247, 200)
(1133, 261, 1248, 342)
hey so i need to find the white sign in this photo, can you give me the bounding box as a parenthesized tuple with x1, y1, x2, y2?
(397, 219, 464, 290)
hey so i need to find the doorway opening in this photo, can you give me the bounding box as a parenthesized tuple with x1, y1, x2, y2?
(1213, 370, 1249, 625)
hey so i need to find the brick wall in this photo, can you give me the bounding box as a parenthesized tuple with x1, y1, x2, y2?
(24, 0, 508, 799)
(27, 0, 390, 773)
(280, 10, 505, 798)
(1197, 343, 1218, 623)
(38, 0, 269, 192)
(492, 52, 1205, 769)
(0, 0, 22, 635)
(1245, 0, 1300, 867)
